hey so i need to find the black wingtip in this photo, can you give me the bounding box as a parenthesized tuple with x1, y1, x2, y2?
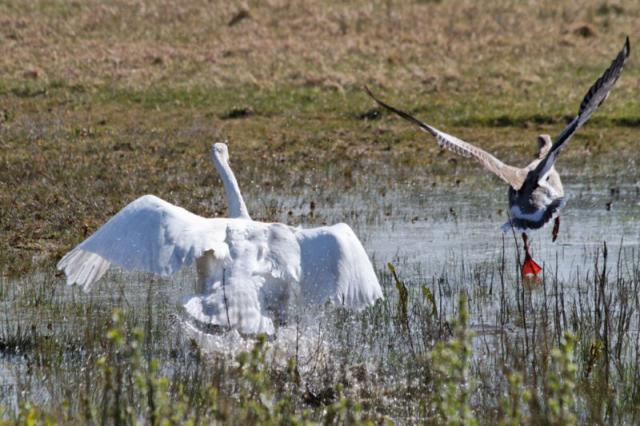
(362, 85, 392, 111)
(363, 85, 378, 102)
(625, 36, 630, 57)
(360, 86, 439, 138)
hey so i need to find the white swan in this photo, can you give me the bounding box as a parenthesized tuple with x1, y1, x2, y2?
(366, 37, 630, 277)
(210, 142, 251, 220)
(57, 144, 382, 335)
(210, 143, 383, 310)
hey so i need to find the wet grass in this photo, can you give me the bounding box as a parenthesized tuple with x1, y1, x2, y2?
(2, 241, 640, 423)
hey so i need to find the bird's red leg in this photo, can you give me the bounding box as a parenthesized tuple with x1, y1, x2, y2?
(552, 216, 560, 242)
(521, 233, 542, 278)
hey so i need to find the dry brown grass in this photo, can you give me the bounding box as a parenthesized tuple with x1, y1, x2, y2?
(0, 0, 637, 93)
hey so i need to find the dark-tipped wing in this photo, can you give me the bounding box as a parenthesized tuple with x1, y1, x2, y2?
(365, 87, 527, 189)
(531, 37, 630, 183)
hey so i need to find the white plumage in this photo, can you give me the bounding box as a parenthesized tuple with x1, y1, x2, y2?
(57, 195, 230, 290)
(57, 143, 383, 335)
(296, 224, 382, 309)
(182, 220, 301, 335)
(209, 143, 382, 310)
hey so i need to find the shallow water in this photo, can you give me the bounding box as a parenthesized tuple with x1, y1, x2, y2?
(371, 184, 637, 289)
(280, 169, 640, 292)
(261, 168, 640, 350)
(6, 169, 640, 335)
(2, 164, 640, 420)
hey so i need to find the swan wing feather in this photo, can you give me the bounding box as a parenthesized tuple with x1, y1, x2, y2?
(57, 195, 229, 290)
(297, 223, 382, 309)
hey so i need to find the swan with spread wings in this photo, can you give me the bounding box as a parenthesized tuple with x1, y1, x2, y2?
(58, 143, 383, 335)
(366, 37, 630, 277)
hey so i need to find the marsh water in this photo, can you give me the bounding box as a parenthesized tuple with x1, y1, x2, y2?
(284, 165, 640, 301)
(2, 163, 640, 419)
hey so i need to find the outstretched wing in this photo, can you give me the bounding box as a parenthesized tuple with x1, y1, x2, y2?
(296, 223, 383, 309)
(365, 87, 527, 189)
(57, 194, 230, 291)
(531, 37, 630, 183)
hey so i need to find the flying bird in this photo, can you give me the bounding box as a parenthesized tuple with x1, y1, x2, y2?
(58, 143, 382, 335)
(366, 37, 630, 278)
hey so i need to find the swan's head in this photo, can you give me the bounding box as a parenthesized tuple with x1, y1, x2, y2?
(211, 142, 230, 164)
(536, 134, 552, 159)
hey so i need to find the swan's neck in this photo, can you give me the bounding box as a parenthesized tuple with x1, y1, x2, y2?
(213, 157, 251, 220)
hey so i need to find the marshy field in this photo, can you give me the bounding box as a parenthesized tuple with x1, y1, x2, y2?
(1, 0, 640, 424)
